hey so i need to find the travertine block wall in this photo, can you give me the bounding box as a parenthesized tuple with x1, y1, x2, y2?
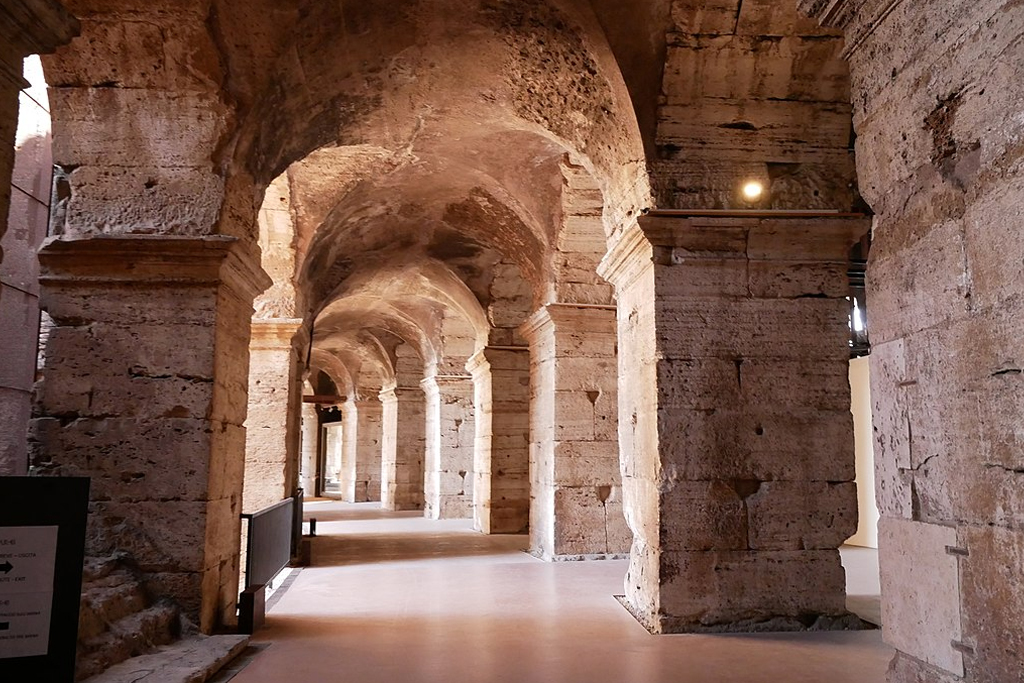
(242, 319, 302, 513)
(31, 238, 270, 632)
(299, 399, 319, 495)
(423, 374, 475, 519)
(379, 384, 425, 511)
(803, 1, 1024, 680)
(599, 214, 868, 633)
(653, 0, 855, 211)
(522, 304, 629, 559)
(338, 399, 358, 500)
(468, 347, 531, 533)
(353, 397, 383, 502)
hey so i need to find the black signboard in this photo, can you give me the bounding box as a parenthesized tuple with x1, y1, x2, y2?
(0, 477, 89, 683)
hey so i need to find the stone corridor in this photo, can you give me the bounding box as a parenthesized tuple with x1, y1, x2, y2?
(233, 501, 890, 683)
(1, 0, 1022, 681)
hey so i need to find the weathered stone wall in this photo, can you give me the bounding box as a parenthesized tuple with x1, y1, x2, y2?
(354, 397, 383, 502)
(803, 1, 1024, 680)
(242, 320, 303, 513)
(522, 304, 628, 559)
(554, 160, 614, 306)
(23, 0, 271, 634)
(600, 214, 868, 633)
(299, 399, 319, 495)
(468, 347, 531, 534)
(340, 399, 358, 499)
(653, 0, 856, 211)
(423, 374, 475, 519)
(31, 238, 270, 632)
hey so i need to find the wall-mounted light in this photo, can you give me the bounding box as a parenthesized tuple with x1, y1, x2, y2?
(741, 181, 764, 202)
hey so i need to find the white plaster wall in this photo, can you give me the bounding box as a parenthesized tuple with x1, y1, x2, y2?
(847, 356, 879, 548)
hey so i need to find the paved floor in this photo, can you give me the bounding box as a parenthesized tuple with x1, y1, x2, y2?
(233, 501, 892, 683)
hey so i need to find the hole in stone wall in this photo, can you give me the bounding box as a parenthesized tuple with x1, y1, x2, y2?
(731, 480, 762, 500)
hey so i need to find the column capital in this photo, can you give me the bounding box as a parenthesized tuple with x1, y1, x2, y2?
(0, 0, 79, 89)
(596, 219, 652, 290)
(466, 345, 529, 377)
(38, 235, 273, 304)
(249, 318, 305, 350)
(519, 303, 617, 342)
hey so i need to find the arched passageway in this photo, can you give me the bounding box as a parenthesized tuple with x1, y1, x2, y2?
(1, 0, 1020, 681)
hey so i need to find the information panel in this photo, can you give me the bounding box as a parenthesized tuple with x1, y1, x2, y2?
(0, 526, 59, 658)
(0, 477, 89, 682)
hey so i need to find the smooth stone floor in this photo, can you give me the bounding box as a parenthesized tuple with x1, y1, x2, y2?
(233, 501, 892, 683)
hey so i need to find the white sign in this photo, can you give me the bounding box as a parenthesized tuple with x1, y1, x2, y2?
(0, 526, 58, 659)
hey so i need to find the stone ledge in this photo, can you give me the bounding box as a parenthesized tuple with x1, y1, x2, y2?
(82, 634, 250, 683)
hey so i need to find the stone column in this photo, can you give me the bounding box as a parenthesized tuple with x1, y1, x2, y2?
(353, 396, 383, 502)
(467, 347, 530, 534)
(379, 384, 425, 511)
(299, 399, 319, 495)
(0, 1, 77, 475)
(31, 235, 270, 632)
(801, 3, 1024, 679)
(422, 373, 475, 519)
(598, 213, 869, 633)
(520, 304, 629, 559)
(338, 398, 358, 501)
(242, 319, 303, 512)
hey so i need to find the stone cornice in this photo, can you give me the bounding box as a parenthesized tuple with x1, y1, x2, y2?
(0, 0, 79, 89)
(249, 318, 303, 350)
(636, 213, 871, 263)
(465, 349, 490, 377)
(799, 0, 909, 58)
(519, 303, 617, 342)
(596, 220, 653, 290)
(38, 235, 273, 303)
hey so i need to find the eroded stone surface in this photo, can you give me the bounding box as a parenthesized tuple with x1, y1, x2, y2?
(601, 215, 868, 633)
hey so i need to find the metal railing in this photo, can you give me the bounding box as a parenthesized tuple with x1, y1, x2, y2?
(241, 495, 297, 590)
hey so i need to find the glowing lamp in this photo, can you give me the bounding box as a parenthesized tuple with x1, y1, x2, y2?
(742, 181, 764, 201)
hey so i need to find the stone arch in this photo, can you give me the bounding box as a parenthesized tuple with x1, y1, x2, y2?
(232, 0, 651, 240)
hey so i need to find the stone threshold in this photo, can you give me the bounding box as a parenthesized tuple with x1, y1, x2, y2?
(82, 634, 250, 683)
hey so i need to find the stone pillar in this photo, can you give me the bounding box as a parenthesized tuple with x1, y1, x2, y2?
(520, 304, 629, 559)
(422, 373, 475, 519)
(338, 398, 358, 501)
(31, 235, 270, 632)
(242, 319, 303, 512)
(353, 396, 383, 502)
(598, 213, 869, 633)
(379, 384, 425, 511)
(467, 347, 530, 534)
(801, 3, 1024, 679)
(299, 399, 319, 495)
(0, 1, 77, 475)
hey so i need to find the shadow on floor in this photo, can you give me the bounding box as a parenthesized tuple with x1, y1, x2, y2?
(309, 530, 529, 567)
